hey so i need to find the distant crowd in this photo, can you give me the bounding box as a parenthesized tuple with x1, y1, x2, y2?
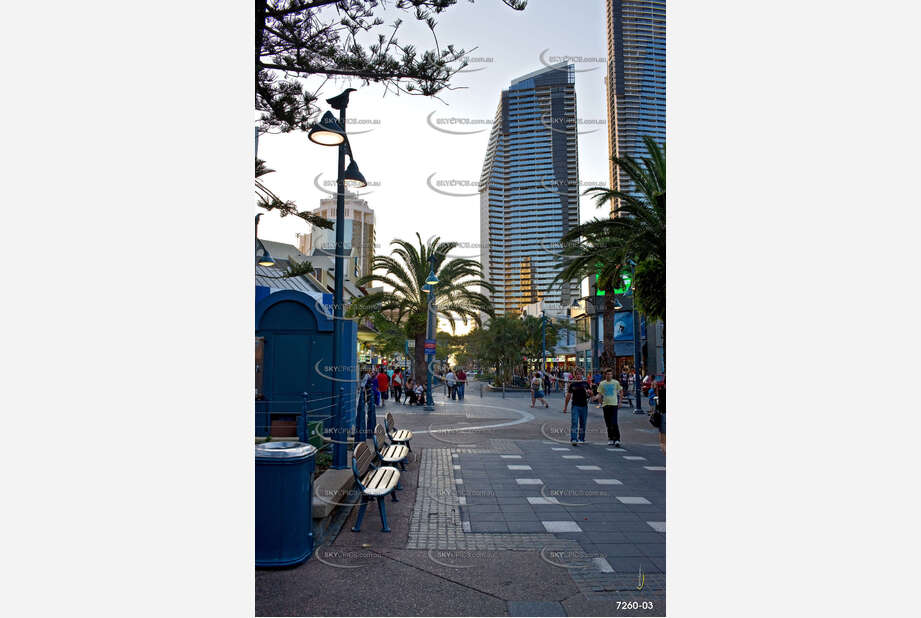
(359, 365, 470, 407)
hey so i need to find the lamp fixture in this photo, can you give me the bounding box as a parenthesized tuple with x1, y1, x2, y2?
(308, 111, 346, 146)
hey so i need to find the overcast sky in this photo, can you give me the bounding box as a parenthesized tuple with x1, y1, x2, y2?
(256, 0, 612, 264)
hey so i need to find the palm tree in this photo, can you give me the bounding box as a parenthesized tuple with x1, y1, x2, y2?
(554, 136, 665, 365)
(469, 316, 526, 386)
(349, 233, 494, 377)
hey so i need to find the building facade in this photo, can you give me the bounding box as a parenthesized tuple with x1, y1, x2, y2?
(601, 0, 666, 377)
(605, 0, 666, 211)
(296, 192, 376, 282)
(479, 63, 580, 316)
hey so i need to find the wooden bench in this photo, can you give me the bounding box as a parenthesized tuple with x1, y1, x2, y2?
(350, 441, 400, 533)
(372, 424, 409, 478)
(386, 412, 413, 452)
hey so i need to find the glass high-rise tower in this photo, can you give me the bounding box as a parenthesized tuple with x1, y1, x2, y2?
(479, 63, 580, 316)
(605, 0, 666, 211)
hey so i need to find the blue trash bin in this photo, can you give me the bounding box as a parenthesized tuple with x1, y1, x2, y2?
(255, 441, 317, 567)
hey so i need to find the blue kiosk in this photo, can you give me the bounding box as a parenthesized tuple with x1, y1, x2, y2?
(255, 290, 356, 466)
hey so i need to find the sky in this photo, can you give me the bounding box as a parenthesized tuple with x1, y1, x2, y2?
(255, 0, 612, 332)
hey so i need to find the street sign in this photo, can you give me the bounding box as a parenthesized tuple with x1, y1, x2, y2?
(424, 339, 436, 351)
(596, 270, 632, 295)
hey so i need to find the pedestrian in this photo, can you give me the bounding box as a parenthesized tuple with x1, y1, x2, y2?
(618, 368, 630, 404)
(654, 383, 666, 454)
(370, 368, 381, 407)
(445, 368, 457, 400)
(642, 372, 653, 396)
(414, 381, 425, 406)
(531, 372, 549, 408)
(391, 367, 403, 403)
(562, 368, 591, 446)
(596, 368, 624, 447)
(456, 367, 467, 400)
(376, 367, 389, 408)
(405, 377, 416, 405)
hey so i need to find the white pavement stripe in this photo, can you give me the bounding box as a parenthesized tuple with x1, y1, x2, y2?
(542, 521, 582, 532)
(647, 521, 666, 532)
(507, 465, 532, 470)
(623, 456, 647, 460)
(576, 465, 601, 470)
(593, 479, 623, 485)
(562, 455, 584, 459)
(516, 478, 543, 485)
(593, 557, 614, 573)
(644, 466, 665, 471)
(527, 497, 560, 505)
(617, 496, 651, 504)
(501, 455, 522, 459)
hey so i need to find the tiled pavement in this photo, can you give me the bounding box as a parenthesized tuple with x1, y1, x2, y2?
(258, 386, 666, 615)
(406, 426, 665, 602)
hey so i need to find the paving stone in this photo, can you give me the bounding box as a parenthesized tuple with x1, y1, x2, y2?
(507, 600, 566, 617)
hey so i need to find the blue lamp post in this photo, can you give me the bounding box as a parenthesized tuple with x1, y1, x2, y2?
(308, 88, 368, 469)
(540, 310, 547, 376)
(422, 256, 438, 411)
(618, 259, 645, 414)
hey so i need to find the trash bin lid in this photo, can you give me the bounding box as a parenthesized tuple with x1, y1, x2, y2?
(255, 441, 317, 459)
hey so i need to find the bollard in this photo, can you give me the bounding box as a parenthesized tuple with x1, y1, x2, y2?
(355, 386, 366, 442)
(297, 392, 309, 442)
(502, 384, 506, 399)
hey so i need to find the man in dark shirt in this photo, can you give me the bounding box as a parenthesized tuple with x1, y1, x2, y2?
(455, 368, 467, 400)
(563, 368, 591, 446)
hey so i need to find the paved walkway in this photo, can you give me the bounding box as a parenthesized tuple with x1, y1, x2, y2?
(256, 382, 665, 617)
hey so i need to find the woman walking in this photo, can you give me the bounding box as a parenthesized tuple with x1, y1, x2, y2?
(391, 367, 403, 403)
(530, 372, 549, 408)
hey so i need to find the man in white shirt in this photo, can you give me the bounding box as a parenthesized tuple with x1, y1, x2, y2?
(445, 369, 457, 400)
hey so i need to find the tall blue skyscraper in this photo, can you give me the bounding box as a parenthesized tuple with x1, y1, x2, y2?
(479, 63, 580, 316)
(606, 0, 666, 210)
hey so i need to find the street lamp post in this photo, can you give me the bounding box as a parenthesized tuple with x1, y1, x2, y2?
(625, 260, 644, 414)
(308, 88, 367, 469)
(541, 309, 547, 377)
(423, 256, 438, 411)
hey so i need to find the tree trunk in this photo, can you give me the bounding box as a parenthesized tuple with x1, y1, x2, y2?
(256, 0, 267, 76)
(602, 293, 615, 368)
(414, 330, 426, 383)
